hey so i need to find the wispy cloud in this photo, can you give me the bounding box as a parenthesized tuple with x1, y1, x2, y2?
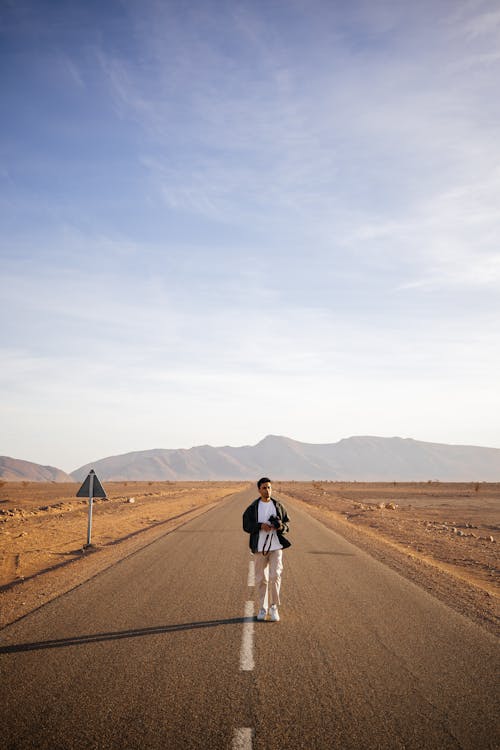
(456, 6, 500, 40)
(91, 0, 500, 259)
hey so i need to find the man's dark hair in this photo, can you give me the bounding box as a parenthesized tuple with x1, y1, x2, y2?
(257, 477, 272, 488)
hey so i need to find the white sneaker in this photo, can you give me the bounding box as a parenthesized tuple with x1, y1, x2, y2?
(257, 608, 267, 621)
(269, 605, 280, 622)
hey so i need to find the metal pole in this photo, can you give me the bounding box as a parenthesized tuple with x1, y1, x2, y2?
(87, 471, 95, 546)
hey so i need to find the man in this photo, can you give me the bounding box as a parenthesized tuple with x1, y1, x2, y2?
(242, 477, 291, 622)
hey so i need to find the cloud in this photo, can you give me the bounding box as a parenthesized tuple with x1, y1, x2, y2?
(458, 7, 500, 40)
(88, 0, 500, 258)
(348, 170, 500, 292)
(58, 54, 86, 89)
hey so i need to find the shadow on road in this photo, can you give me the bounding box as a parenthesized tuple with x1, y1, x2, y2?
(308, 550, 356, 556)
(173, 529, 234, 533)
(0, 617, 246, 654)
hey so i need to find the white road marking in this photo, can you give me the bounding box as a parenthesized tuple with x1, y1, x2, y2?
(232, 727, 253, 750)
(240, 600, 255, 671)
(247, 559, 255, 587)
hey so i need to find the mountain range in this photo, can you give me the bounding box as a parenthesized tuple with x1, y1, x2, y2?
(3, 434, 497, 483)
(69, 435, 500, 482)
(0, 456, 73, 482)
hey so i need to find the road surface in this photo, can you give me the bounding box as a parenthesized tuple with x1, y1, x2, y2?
(0, 486, 498, 749)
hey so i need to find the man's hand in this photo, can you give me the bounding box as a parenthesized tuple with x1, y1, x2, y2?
(261, 522, 282, 532)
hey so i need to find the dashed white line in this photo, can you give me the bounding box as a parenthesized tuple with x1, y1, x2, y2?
(237, 567, 256, 748)
(232, 727, 253, 750)
(247, 559, 255, 587)
(240, 600, 255, 671)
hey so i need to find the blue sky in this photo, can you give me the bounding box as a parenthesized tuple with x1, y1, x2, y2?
(1, 0, 499, 472)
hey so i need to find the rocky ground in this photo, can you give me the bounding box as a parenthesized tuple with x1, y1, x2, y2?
(0, 480, 498, 635)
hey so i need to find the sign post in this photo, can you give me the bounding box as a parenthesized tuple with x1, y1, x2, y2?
(76, 469, 107, 547)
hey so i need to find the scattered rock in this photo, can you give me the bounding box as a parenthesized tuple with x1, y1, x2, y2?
(127, 498, 135, 504)
(385, 502, 398, 510)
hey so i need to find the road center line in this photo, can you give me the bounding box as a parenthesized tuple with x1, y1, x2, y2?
(240, 600, 255, 671)
(247, 559, 255, 587)
(232, 727, 253, 750)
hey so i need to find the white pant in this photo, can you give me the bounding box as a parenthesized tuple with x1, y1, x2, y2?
(254, 549, 283, 610)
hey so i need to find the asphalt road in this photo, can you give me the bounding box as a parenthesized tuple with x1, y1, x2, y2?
(0, 486, 498, 750)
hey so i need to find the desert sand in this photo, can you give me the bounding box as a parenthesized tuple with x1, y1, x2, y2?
(1, 480, 498, 634)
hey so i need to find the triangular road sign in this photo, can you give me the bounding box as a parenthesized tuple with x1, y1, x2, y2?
(76, 469, 106, 498)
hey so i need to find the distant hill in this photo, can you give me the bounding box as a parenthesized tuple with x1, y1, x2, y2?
(70, 435, 500, 482)
(0, 456, 73, 482)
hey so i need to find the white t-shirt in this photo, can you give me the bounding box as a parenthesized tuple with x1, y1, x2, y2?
(257, 499, 283, 553)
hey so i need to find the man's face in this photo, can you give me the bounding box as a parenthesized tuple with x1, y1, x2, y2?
(259, 481, 272, 501)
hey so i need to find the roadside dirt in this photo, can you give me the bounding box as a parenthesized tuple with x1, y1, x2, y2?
(277, 481, 499, 636)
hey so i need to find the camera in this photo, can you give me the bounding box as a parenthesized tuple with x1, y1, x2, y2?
(268, 514, 281, 530)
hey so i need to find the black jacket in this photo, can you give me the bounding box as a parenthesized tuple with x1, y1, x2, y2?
(242, 498, 291, 553)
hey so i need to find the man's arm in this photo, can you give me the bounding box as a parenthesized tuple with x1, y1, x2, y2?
(276, 502, 290, 533)
(242, 504, 260, 534)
